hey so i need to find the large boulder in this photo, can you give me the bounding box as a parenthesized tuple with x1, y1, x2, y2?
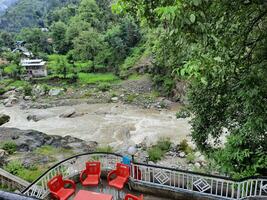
(27, 110, 55, 122)
(0, 114, 10, 125)
(0, 127, 97, 153)
(3, 96, 18, 107)
(2, 90, 18, 99)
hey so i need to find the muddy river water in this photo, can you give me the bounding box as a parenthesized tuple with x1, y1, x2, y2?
(0, 103, 191, 149)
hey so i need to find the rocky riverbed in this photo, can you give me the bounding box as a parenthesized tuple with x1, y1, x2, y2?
(0, 78, 216, 179)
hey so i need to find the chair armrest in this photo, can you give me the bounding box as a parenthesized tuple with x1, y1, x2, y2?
(80, 170, 87, 182)
(64, 179, 76, 190)
(107, 170, 117, 183)
(125, 194, 138, 200)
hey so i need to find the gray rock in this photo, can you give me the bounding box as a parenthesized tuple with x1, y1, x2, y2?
(194, 162, 201, 168)
(2, 90, 18, 99)
(3, 97, 18, 107)
(59, 108, 76, 118)
(148, 161, 155, 165)
(0, 149, 8, 163)
(49, 88, 63, 96)
(0, 127, 97, 154)
(179, 152, 186, 158)
(24, 96, 31, 101)
(27, 111, 54, 122)
(0, 114, 10, 126)
(111, 97, 119, 102)
(32, 85, 45, 97)
(196, 155, 206, 163)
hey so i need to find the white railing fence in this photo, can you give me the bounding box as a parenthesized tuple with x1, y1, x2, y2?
(131, 163, 267, 200)
(23, 153, 122, 199)
(22, 153, 267, 200)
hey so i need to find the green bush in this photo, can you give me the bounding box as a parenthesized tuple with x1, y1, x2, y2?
(1, 141, 17, 154)
(97, 82, 111, 92)
(0, 88, 6, 95)
(148, 138, 172, 162)
(186, 153, 196, 164)
(4, 160, 44, 182)
(179, 139, 193, 154)
(148, 146, 164, 162)
(23, 84, 32, 96)
(4, 160, 24, 175)
(157, 138, 171, 151)
(176, 108, 191, 119)
(126, 94, 137, 103)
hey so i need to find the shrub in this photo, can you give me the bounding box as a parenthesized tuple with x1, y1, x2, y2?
(176, 108, 191, 119)
(23, 84, 32, 96)
(0, 88, 6, 95)
(148, 138, 172, 162)
(1, 141, 17, 154)
(97, 82, 111, 92)
(4, 160, 23, 175)
(148, 146, 164, 162)
(186, 153, 196, 164)
(126, 94, 137, 103)
(157, 138, 171, 151)
(179, 139, 193, 154)
(4, 160, 44, 182)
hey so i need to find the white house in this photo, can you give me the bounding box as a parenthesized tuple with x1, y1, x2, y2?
(20, 59, 47, 77)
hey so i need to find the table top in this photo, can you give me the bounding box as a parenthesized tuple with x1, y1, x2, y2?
(74, 190, 113, 200)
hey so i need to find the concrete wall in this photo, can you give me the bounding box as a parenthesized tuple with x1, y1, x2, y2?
(0, 168, 29, 192)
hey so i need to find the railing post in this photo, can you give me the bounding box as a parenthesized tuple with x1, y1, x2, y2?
(237, 182, 241, 199)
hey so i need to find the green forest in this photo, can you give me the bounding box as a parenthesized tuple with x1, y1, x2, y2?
(0, 0, 266, 179)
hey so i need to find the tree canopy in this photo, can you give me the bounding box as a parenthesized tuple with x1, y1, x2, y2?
(114, 0, 267, 178)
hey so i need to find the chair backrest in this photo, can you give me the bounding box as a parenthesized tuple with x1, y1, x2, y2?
(116, 163, 130, 178)
(47, 175, 64, 193)
(86, 161, 101, 175)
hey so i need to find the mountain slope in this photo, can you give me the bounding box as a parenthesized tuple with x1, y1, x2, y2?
(0, 0, 80, 32)
(0, 0, 19, 15)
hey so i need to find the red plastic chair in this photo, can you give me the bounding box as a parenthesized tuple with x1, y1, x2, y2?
(125, 194, 144, 200)
(80, 161, 101, 186)
(47, 174, 76, 200)
(107, 163, 130, 190)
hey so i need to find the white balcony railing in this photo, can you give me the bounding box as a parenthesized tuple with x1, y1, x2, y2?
(22, 152, 267, 200)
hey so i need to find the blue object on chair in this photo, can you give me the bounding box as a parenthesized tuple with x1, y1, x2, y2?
(122, 156, 131, 165)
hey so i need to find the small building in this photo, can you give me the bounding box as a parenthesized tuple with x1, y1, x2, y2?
(12, 41, 33, 58)
(20, 59, 47, 77)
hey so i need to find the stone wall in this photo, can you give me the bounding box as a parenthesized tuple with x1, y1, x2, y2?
(0, 168, 29, 192)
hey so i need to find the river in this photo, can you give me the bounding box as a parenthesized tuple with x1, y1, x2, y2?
(0, 103, 191, 149)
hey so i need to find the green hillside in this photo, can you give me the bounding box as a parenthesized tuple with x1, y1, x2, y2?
(0, 0, 80, 32)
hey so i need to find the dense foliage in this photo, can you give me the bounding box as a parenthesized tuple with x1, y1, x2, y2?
(114, 0, 267, 178)
(0, 0, 80, 32)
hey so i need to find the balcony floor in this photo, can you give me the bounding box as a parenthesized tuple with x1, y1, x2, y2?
(65, 180, 171, 200)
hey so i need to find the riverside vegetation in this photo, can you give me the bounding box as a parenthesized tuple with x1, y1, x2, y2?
(0, 0, 266, 182)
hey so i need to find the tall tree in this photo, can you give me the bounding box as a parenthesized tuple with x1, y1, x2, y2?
(50, 21, 70, 54)
(114, 0, 267, 178)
